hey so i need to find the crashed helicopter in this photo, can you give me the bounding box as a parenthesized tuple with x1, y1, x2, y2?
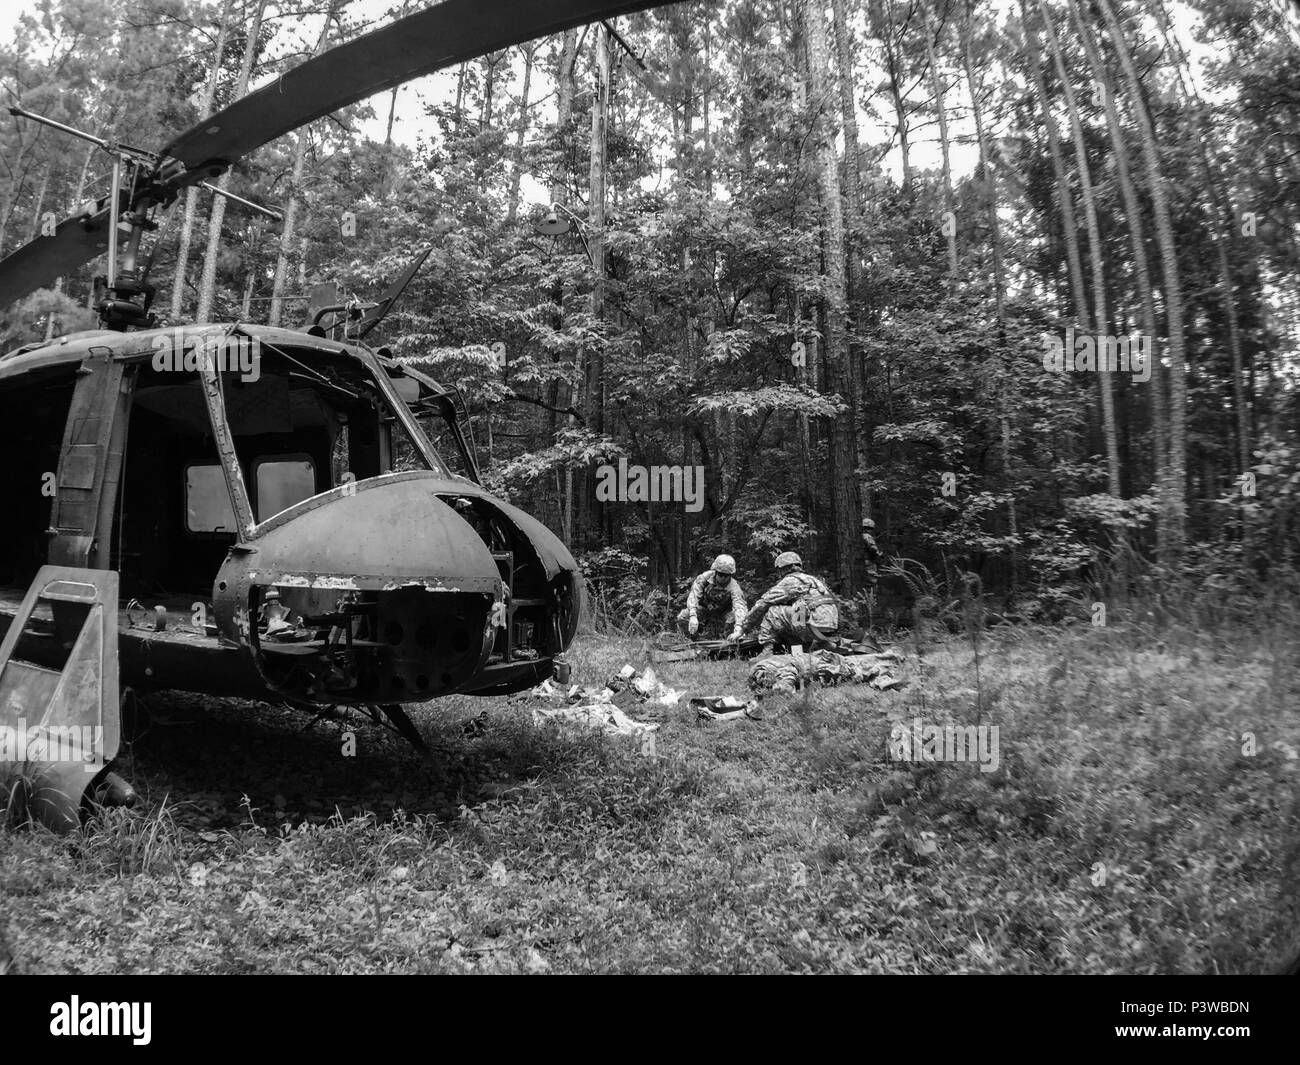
(0, 0, 674, 828)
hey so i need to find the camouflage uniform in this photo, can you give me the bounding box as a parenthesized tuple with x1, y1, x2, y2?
(748, 649, 904, 694)
(743, 570, 839, 649)
(861, 522, 881, 628)
(862, 531, 881, 587)
(676, 570, 747, 637)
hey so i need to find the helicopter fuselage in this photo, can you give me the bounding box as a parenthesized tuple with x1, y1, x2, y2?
(0, 324, 579, 708)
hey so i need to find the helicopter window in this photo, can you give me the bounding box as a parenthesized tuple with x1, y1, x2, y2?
(254, 456, 316, 521)
(185, 465, 239, 534)
(413, 411, 469, 478)
(402, 387, 477, 480)
(218, 344, 451, 493)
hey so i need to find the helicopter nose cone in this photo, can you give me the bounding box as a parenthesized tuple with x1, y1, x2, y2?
(212, 474, 504, 695)
(211, 472, 578, 705)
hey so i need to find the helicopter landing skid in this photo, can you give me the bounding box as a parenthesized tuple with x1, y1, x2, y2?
(284, 698, 431, 756)
(374, 704, 428, 753)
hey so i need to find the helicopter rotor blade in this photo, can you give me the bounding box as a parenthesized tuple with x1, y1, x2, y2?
(154, 0, 670, 195)
(0, 0, 676, 309)
(0, 201, 117, 308)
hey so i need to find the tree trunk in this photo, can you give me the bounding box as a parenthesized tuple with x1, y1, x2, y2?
(881, 0, 912, 194)
(44, 280, 62, 340)
(453, 62, 468, 134)
(384, 85, 399, 146)
(830, 0, 870, 513)
(1022, 0, 1094, 507)
(482, 53, 498, 129)
(1070, 0, 1166, 504)
(240, 263, 255, 320)
(586, 24, 610, 547)
(963, 1, 1021, 579)
(506, 43, 536, 225)
(703, 17, 714, 197)
(171, 0, 235, 320)
(801, 0, 861, 593)
(269, 7, 335, 327)
(1144, 0, 1249, 473)
(0, 128, 38, 255)
(477, 51, 500, 192)
(961, 3, 1005, 327)
(1098, 0, 1187, 551)
(268, 135, 307, 327)
(1037, 0, 1121, 496)
(552, 29, 578, 543)
(196, 0, 267, 324)
(26, 164, 51, 243)
(923, 4, 959, 281)
(384, 2, 412, 147)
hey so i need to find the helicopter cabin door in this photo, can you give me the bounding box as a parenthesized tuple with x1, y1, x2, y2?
(47, 349, 131, 572)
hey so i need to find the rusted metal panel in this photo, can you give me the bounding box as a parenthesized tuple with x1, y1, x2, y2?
(0, 590, 265, 701)
(470, 493, 579, 582)
(242, 470, 573, 587)
(301, 282, 341, 331)
(92, 365, 133, 569)
(196, 334, 258, 539)
(48, 352, 127, 568)
(60, 445, 99, 490)
(222, 474, 504, 596)
(0, 567, 120, 832)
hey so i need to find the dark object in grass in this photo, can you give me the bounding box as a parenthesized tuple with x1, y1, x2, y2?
(690, 695, 762, 723)
(652, 631, 765, 662)
(689, 695, 749, 712)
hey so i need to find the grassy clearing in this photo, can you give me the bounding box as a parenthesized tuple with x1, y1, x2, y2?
(2, 620, 1297, 974)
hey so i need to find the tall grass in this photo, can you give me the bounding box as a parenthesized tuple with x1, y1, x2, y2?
(1, 575, 1296, 972)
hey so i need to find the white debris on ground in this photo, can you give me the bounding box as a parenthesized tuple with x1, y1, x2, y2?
(628, 665, 682, 705)
(524, 647, 906, 742)
(526, 664, 674, 751)
(526, 664, 682, 708)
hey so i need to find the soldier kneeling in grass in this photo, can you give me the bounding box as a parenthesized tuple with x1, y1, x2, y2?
(740, 551, 839, 655)
(677, 554, 748, 641)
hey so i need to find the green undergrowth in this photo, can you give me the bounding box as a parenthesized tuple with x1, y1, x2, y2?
(2, 622, 1297, 974)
